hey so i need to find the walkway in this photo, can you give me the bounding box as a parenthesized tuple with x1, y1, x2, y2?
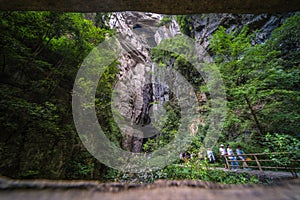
(215, 167, 299, 181)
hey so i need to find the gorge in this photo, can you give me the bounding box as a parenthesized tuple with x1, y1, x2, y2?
(0, 9, 299, 181)
(106, 11, 294, 154)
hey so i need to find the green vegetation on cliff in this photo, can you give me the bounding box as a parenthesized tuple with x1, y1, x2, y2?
(209, 14, 300, 141)
(0, 11, 299, 183)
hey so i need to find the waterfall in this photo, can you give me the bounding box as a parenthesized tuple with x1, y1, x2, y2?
(109, 12, 185, 151)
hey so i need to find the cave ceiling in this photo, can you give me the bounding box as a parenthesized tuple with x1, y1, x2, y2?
(0, 0, 299, 14)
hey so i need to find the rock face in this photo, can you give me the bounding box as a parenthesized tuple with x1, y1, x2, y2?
(108, 12, 292, 152)
(0, 0, 299, 14)
(189, 13, 293, 50)
(109, 12, 179, 152)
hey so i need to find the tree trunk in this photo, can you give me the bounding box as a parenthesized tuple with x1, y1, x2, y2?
(244, 94, 264, 135)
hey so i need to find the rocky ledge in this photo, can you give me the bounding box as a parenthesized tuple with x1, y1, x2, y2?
(0, 0, 299, 14)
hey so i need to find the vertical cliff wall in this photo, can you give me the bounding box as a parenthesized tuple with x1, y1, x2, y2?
(109, 12, 292, 153)
(109, 12, 178, 152)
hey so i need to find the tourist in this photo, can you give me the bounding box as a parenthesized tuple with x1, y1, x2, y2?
(236, 145, 249, 169)
(183, 152, 189, 163)
(219, 144, 228, 169)
(227, 144, 239, 169)
(207, 148, 216, 163)
(179, 152, 183, 164)
(198, 151, 205, 161)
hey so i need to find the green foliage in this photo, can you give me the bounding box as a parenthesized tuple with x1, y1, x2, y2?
(209, 14, 300, 141)
(210, 26, 253, 62)
(162, 160, 260, 184)
(108, 168, 168, 184)
(157, 16, 173, 27)
(95, 12, 112, 29)
(267, 13, 300, 68)
(96, 63, 123, 146)
(151, 36, 204, 90)
(0, 11, 116, 180)
(1, 11, 299, 183)
(104, 160, 260, 184)
(175, 15, 194, 37)
(145, 36, 207, 155)
(143, 100, 180, 152)
(263, 133, 300, 168)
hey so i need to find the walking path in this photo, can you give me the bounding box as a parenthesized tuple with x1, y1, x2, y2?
(215, 167, 299, 181)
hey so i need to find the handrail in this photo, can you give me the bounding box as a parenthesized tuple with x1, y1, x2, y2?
(234, 152, 295, 156)
(224, 152, 300, 172)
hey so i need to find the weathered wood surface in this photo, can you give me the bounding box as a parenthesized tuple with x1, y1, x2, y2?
(0, 178, 299, 200)
(1, 169, 298, 191)
(0, 0, 299, 14)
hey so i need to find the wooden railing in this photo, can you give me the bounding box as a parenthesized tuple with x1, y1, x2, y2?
(224, 152, 300, 172)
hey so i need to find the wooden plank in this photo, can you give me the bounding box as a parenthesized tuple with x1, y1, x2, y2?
(246, 166, 260, 168)
(259, 166, 300, 170)
(225, 156, 231, 170)
(254, 160, 274, 162)
(254, 155, 263, 171)
(237, 152, 295, 156)
(246, 166, 300, 170)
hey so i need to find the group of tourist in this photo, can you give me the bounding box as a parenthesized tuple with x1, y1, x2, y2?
(219, 144, 248, 169)
(179, 144, 249, 170)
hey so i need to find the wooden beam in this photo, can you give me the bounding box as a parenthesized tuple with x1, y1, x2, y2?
(0, 0, 299, 14)
(254, 155, 263, 171)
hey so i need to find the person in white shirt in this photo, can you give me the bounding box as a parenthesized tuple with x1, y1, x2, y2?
(227, 144, 239, 169)
(219, 144, 228, 169)
(207, 148, 216, 163)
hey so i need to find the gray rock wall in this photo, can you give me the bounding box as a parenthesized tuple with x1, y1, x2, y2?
(110, 12, 171, 152)
(190, 13, 293, 50)
(108, 12, 292, 152)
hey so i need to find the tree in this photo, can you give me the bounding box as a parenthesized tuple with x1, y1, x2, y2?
(209, 13, 300, 141)
(0, 11, 116, 179)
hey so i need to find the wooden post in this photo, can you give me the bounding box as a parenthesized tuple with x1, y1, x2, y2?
(225, 156, 230, 170)
(254, 155, 262, 171)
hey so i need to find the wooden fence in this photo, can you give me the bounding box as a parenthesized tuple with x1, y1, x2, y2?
(224, 152, 300, 171)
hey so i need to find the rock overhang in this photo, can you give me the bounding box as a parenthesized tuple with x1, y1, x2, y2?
(0, 0, 299, 14)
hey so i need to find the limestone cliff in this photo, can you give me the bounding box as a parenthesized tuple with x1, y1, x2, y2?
(189, 13, 293, 50)
(109, 12, 175, 152)
(109, 12, 292, 153)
